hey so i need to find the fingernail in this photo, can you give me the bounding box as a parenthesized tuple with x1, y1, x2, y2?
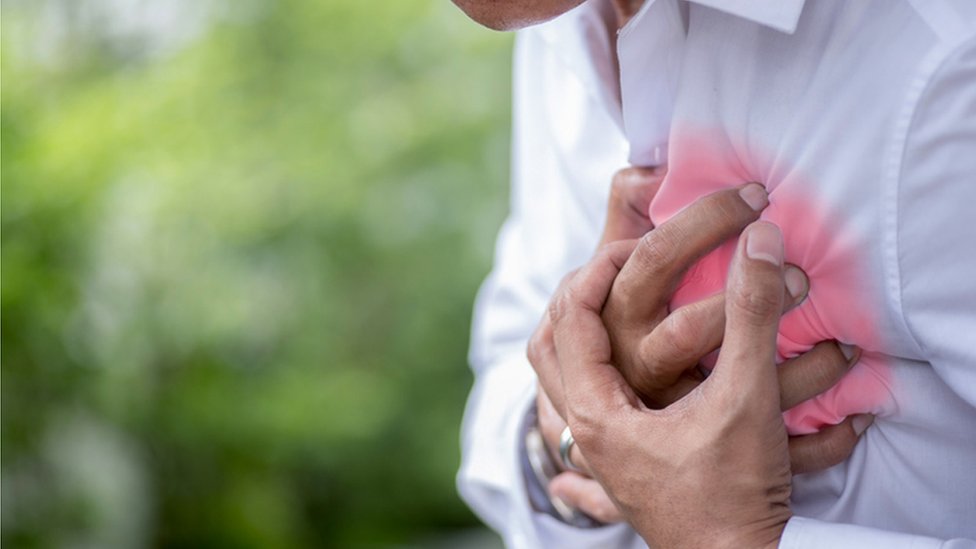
(745, 222, 783, 266)
(852, 414, 874, 436)
(838, 343, 861, 366)
(784, 265, 809, 302)
(739, 183, 768, 211)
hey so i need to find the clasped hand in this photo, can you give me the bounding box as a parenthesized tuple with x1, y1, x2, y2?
(527, 168, 871, 540)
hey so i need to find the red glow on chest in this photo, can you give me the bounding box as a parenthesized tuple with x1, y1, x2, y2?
(648, 132, 894, 435)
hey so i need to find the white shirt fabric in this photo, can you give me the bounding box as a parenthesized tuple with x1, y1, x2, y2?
(457, 0, 976, 547)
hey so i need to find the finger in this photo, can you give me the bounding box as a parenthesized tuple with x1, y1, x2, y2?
(711, 221, 785, 404)
(779, 342, 860, 410)
(568, 438, 592, 475)
(789, 415, 874, 474)
(607, 183, 768, 322)
(549, 240, 638, 325)
(549, 472, 624, 524)
(536, 387, 568, 466)
(633, 266, 808, 399)
(528, 316, 565, 413)
(634, 292, 725, 393)
(599, 166, 665, 246)
(551, 241, 643, 433)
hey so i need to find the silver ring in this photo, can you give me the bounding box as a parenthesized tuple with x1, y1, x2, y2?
(559, 426, 582, 472)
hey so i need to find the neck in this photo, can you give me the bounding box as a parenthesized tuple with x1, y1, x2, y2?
(611, 0, 646, 28)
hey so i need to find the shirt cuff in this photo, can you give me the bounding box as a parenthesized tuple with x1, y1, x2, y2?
(781, 517, 975, 549)
(458, 351, 640, 548)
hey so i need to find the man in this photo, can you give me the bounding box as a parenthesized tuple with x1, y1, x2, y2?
(456, 0, 976, 547)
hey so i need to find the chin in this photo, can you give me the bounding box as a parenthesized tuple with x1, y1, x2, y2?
(451, 0, 585, 31)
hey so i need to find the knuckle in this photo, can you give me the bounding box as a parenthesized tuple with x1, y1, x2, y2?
(699, 190, 749, 226)
(627, 343, 663, 394)
(633, 230, 679, 277)
(526, 328, 547, 367)
(566, 413, 602, 449)
(547, 296, 562, 325)
(594, 242, 620, 264)
(608, 172, 635, 215)
(731, 283, 782, 322)
(611, 167, 652, 193)
(658, 310, 705, 359)
(610, 168, 635, 195)
(548, 292, 571, 325)
(609, 168, 658, 212)
(547, 272, 578, 324)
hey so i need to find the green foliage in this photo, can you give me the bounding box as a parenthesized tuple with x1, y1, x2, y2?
(1, 1, 512, 546)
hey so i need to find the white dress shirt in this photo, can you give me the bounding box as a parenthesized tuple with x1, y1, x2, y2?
(457, 0, 976, 547)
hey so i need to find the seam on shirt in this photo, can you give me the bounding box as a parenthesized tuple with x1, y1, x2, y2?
(884, 33, 976, 356)
(906, 0, 976, 44)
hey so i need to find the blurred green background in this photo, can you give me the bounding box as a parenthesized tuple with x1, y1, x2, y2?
(1, 0, 513, 547)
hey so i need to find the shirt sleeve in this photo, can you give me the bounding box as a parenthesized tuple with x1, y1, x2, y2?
(455, 25, 639, 549)
(781, 33, 976, 549)
(781, 518, 976, 549)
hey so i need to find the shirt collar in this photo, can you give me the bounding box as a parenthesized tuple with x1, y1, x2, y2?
(687, 0, 807, 34)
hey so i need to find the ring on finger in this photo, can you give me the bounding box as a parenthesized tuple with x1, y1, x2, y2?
(559, 426, 583, 472)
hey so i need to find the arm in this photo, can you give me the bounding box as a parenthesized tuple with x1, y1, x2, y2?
(456, 25, 637, 549)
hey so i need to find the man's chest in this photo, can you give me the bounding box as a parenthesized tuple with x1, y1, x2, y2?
(614, 1, 946, 433)
(624, 1, 936, 360)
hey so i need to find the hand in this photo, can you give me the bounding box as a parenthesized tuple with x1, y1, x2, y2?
(529, 168, 867, 522)
(536, 386, 624, 523)
(597, 181, 867, 472)
(532, 175, 865, 459)
(533, 166, 664, 523)
(531, 166, 664, 423)
(551, 221, 795, 548)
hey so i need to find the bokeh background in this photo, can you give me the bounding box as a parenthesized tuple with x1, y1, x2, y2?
(2, 0, 513, 547)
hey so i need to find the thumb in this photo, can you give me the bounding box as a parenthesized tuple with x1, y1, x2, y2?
(711, 221, 785, 402)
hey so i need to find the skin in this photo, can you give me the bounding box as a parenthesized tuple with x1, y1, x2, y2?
(450, 0, 585, 31)
(528, 168, 871, 523)
(548, 221, 797, 547)
(452, 0, 645, 30)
